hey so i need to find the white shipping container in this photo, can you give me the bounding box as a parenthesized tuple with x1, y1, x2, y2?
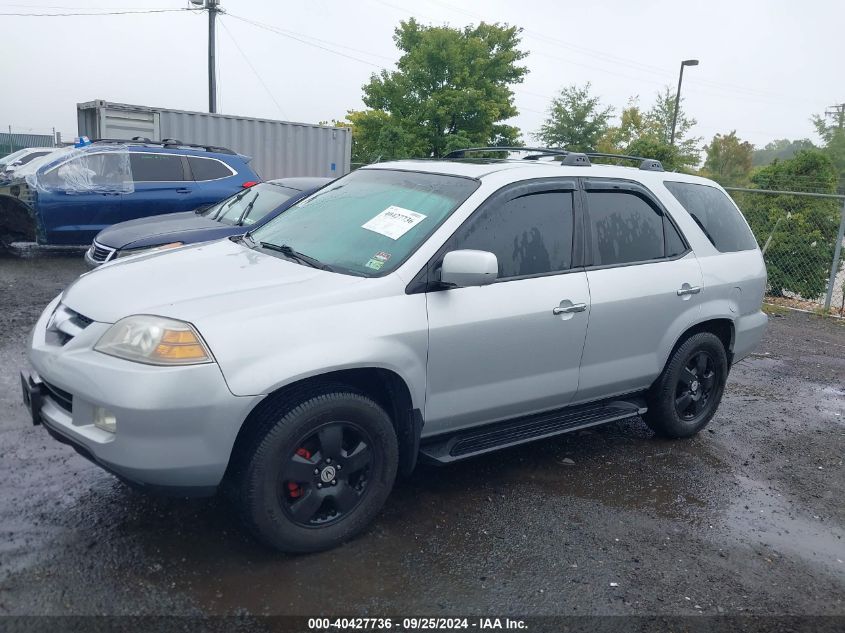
(77, 100, 351, 180)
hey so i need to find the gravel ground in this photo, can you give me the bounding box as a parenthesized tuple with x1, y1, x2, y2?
(0, 255, 843, 626)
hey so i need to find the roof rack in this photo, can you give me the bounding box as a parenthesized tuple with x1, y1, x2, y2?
(444, 146, 592, 166)
(585, 152, 664, 172)
(444, 147, 665, 171)
(90, 138, 237, 155)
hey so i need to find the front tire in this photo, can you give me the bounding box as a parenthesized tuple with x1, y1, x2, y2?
(236, 387, 398, 553)
(645, 332, 728, 438)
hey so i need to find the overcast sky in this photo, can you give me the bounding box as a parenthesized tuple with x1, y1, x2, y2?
(1, 0, 842, 150)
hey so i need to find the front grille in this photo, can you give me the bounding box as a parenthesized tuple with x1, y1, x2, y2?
(90, 241, 116, 263)
(46, 303, 94, 346)
(42, 380, 73, 413)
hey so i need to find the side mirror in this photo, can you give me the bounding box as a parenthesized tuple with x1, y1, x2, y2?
(439, 249, 498, 288)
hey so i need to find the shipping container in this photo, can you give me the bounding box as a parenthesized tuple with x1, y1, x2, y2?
(77, 100, 351, 180)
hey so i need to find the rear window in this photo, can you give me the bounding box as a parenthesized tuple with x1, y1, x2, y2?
(189, 156, 234, 181)
(130, 153, 186, 182)
(663, 181, 758, 252)
(18, 150, 54, 166)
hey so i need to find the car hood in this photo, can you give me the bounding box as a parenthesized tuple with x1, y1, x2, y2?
(96, 212, 224, 248)
(62, 239, 369, 324)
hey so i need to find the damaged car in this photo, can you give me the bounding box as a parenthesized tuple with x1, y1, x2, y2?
(0, 139, 259, 251)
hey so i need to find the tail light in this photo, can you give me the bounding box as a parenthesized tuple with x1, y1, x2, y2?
(242, 181, 259, 188)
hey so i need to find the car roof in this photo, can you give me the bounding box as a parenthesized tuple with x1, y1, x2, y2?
(363, 159, 721, 188)
(267, 177, 333, 191)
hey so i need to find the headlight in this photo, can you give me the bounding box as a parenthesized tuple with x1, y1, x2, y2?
(115, 242, 183, 259)
(94, 315, 213, 365)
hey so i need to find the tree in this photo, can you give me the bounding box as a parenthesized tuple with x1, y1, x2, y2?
(703, 131, 753, 186)
(752, 139, 816, 167)
(739, 150, 840, 299)
(593, 90, 700, 171)
(812, 108, 845, 192)
(534, 83, 614, 151)
(644, 86, 701, 168)
(359, 19, 528, 159)
(333, 110, 422, 165)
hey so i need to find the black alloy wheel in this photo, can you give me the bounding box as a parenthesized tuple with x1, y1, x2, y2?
(674, 350, 718, 421)
(279, 422, 375, 527)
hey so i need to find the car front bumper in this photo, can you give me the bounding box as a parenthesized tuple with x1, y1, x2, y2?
(25, 296, 263, 494)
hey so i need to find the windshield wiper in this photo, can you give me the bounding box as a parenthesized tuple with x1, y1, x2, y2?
(236, 192, 259, 225)
(259, 242, 334, 272)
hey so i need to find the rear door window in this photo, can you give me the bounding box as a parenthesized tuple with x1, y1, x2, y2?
(129, 153, 186, 182)
(189, 156, 235, 181)
(663, 181, 758, 252)
(585, 190, 666, 266)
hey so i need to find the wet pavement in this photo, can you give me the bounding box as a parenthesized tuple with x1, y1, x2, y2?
(0, 255, 843, 618)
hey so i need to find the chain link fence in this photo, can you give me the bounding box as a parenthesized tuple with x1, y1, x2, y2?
(727, 187, 845, 316)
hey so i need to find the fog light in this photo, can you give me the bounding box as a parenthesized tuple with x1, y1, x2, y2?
(93, 407, 117, 433)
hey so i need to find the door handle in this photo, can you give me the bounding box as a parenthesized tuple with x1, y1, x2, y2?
(553, 303, 587, 315)
(176, 188, 192, 194)
(677, 286, 701, 296)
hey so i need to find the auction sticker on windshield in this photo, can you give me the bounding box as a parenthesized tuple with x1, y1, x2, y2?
(361, 206, 427, 240)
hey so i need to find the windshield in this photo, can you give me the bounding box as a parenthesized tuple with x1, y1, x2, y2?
(249, 168, 479, 277)
(202, 183, 299, 226)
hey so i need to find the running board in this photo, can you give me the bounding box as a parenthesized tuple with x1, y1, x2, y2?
(419, 397, 647, 464)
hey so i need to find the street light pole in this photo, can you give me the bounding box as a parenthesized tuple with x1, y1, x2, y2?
(670, 59, 698, 146)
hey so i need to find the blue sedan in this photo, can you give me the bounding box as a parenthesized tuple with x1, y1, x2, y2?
(85, 177, 332, 266)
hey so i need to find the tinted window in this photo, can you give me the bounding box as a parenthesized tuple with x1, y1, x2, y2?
(18, 150, 54, 166)
(250, 169, 478, 277)
(189, 156, 234, 181)
(586, 191, 665, 266)
(130, 153, 185, 181)
(664, 181, 758, 252)
(452, 191, 573, 278)
(664, 217, 687, 257)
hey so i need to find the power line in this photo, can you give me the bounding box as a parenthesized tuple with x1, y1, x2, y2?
(225, 12, 385, 69)
(0, 8, 198, 16)
(397, 0, 820, 105)
(219, 17, 288, 120)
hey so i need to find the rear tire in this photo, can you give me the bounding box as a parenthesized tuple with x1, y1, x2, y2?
(236, 386, 398, 553)
(645, 332, 728, 438)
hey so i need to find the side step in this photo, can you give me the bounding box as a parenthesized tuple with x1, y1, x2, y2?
(420, 397, 647, 464)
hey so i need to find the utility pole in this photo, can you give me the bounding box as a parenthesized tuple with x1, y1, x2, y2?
(192, 0, 220, 113)
(207, 0, 219, 113)
(823, 103, 845, 130)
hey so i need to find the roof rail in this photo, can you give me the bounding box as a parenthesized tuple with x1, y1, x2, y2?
(444, 146, 593, 166)
(445, 146, 570, 159)
(585, 152, 664, 172)
(90, 138, 237, 155)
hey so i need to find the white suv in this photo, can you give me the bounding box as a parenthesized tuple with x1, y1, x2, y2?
(22, 148, 768, 552)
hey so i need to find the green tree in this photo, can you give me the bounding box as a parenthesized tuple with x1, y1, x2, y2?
(752, 138, 816, 167)
(812, 109, 845, 192)
(739, 149, 840, 299)
(702, 131, 753, 186)
(644, 86, 701, 168)
(534, 83, 614, 151)
(359, 19, 528, 159)
(595, 92, 699, 171)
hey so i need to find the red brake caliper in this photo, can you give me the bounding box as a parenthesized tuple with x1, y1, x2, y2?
(287, 448, 312, 498)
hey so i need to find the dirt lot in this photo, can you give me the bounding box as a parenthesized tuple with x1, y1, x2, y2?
(0, 255, 843, 625)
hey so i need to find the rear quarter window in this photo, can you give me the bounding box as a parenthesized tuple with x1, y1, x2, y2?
(189, 157, 235, 181)
(663, 181, 758, 252)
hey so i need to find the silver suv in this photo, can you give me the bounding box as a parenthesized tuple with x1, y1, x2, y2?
(21, 148, 768, 552)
